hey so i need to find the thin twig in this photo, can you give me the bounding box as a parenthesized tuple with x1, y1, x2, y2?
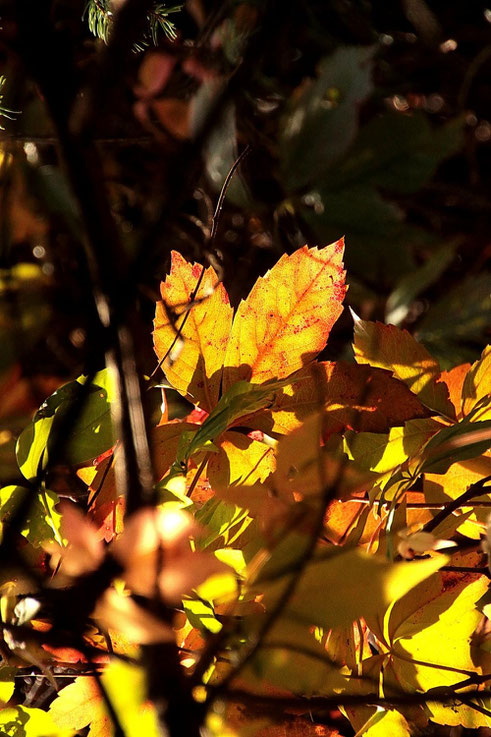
(150, 145, 251, 378)
(422, 476, 491, 534)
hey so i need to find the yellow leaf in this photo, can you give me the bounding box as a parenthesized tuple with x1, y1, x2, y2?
(424, 454, 491, 539)
(370, 574, 488, 693)
(0, 706, 71, 737)
(49, 677, 109, 736)
(352, 318, 453, 417)
(207, 431, 276, 491)
(154, 251, 233, 411)
(345, 418, 442, 473)
(262, 548, 447, 632)
(274, 413, 377, 500)
(102, 661, 160, 737)
(462, 345, 491, 421)
(222, 241, 346, 392)
(348, 708, 412, 737)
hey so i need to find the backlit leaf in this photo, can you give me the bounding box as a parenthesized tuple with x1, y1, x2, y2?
(250, 361, 429, 436)
(153, 251, 233, 411)
(368, 573, 488, 695)
(261, 547, 446, 631)
(414, 418, 491, 475)
(207, 431, 276, 492)
(353, 317, 454, 417)
(222, 242, 346, 391)
(462, 345, 491, 421)
(345, 418, 442, 473)
(0, 706, 67, 737)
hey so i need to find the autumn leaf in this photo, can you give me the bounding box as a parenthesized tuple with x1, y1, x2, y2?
(440, 362, 471, 418)
(207, 430, 276, 491)
(49, 676, 110, 737)
(352, 317, 454, 417)
(260, 547, 447, 632)
(424, 455, 491, 539)
(49, 661, 161, 737)
(462, 345, 491, 421)
(153, 251, 233, 411)
(222, 241, 346, 392)
(248, 361, 429, 436)
(344, 418, 443, 474)
(365, 571, 489, 725)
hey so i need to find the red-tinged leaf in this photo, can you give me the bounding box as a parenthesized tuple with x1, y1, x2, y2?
(222, 241, 346, 392)
(41, 644, 88, 663)
(247, 361, 429, 436)
(352, 317, 454, 417)
(153, 251, 233, 411)
(207, 430, 276, 492)
(49, 677, 110, 737)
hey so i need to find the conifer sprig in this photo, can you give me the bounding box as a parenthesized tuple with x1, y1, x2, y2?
(83, 0, 182, 48)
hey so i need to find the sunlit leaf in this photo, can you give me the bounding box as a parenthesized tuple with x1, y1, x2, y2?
(0, 705, 68, 737)
(0, 485, 62, 546)
(345, 418, 442, 473)
(207, 431, 276, 491)
(222, 242, 346, 391)
(154, 251, 233, 411)
(261, 547, 447, 631)
(250, 361, 429, 436)
(462, 345, 491, 421)
(353, 317, 454, 417)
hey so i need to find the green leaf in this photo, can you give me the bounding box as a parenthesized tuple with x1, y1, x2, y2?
(184, 379, 289, 464)
(16, 417, 53, 481)
(386, 243, 458, 325)
(416, 273, 491, 367)
(334, 113, 463, 195)
(0, 486, 62, 546)
(183, 598, 222, 634)
(281, 46, 373, 190)
(51, 389, 114, 466)
(16, 371, 116, 478)
(195, 498, 251, 549)
(414, 418, 491, 475)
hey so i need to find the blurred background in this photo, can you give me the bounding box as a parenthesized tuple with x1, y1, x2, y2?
(0, 0, 490, 481)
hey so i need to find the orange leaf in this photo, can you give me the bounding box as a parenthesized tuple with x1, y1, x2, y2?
(353, 318, 454, 417)
(248, 361, 429, 435)
(462, 345, 491, 420)
(153, 252, 233, 411)
(440, 363, 471, 419)
(222, 241, 346, 392)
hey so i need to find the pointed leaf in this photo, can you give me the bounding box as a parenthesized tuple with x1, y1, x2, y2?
(153, 251, 233, 411)
(353, 318, 453, 417)
(222, 242, 346, 391)
(462, 345, 491, 421)
(414, 418, 491, 475)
